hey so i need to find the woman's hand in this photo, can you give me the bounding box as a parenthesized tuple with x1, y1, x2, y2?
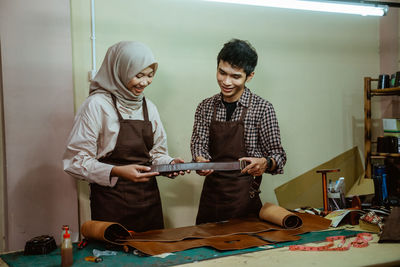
(165, 157, 190, 178)
(195, 156, 213, 176)
(111, 164, 159, 182)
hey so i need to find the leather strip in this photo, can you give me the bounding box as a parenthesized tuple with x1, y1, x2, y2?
(150, 160, 248, 174)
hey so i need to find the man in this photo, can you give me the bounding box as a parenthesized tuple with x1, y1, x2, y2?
(191, 39, 287, 224)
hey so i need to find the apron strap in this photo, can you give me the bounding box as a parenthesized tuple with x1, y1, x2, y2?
(250, 175, 262, 199)
(110, 94, 124, 122)
(142, 97, 150, 122)
(110, 94, 150, 122)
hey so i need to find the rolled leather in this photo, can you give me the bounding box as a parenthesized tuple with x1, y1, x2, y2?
(259, 202, 303, 229)
(81, 220, 131, 245)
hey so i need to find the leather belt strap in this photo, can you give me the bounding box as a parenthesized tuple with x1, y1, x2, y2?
(150, 160, 248, 174)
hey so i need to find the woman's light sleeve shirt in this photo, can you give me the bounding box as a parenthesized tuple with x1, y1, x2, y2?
(63, 93, 173, 187)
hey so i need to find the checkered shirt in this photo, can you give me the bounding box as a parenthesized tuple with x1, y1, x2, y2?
(191, 87, 286, 174)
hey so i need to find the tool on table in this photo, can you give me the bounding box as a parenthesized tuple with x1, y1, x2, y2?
(85, 256, 103, 263)
(316, 169, 340, 215)
(327, 177, 346, 211)
(77, 239, 88, 249)
(24, 235, 57, 255)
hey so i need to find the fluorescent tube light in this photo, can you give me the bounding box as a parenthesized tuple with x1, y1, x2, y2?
(203, 0, 388, 16)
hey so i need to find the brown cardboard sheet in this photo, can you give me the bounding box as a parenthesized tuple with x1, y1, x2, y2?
(275, 147, 369, 210)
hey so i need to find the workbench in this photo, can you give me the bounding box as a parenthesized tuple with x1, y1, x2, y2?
(1, 227, 398, 267)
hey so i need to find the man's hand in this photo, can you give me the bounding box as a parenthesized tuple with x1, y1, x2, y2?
(111, 164, 159, 183)
(195, 156, 213, 176)
(239, 157, 267, 176)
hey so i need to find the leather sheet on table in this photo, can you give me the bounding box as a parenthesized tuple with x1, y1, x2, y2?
(131, 217, 284, 242)
(130, 202, 306, 242)
(125, 234, 272, 256)
(123, 213, 330, 255)
(81, 205, 331, 256)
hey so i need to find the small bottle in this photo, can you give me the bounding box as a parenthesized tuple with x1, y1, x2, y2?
(61, 231, 73, 267)
(61, 225, 70, 244)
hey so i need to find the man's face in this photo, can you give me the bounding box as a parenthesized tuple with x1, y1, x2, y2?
(216, 60, 254, 102)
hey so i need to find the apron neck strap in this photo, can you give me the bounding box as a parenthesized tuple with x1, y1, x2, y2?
(110, 94, 150, 122)
(110, 94, 124, 121)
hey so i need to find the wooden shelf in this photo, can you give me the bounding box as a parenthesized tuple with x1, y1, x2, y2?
(371, 87, 400, 96)
(364, 77, 400, 178)
(371, 152, 400, 158)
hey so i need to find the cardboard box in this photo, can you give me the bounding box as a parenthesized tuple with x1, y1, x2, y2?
(382, 118, 400, 132)
(359, 219, 381, 233)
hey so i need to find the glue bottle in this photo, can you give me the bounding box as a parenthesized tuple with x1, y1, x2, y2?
(61, 230, 73, 267)
(61, 225, 71, 244)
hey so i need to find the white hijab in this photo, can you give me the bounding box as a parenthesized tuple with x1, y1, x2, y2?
(89, 41, 158, 109)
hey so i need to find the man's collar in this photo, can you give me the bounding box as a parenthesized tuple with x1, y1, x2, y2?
(239, 88, 251, 108)
(218, 87, 251, 107)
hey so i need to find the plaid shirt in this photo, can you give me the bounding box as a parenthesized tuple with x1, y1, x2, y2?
(191, 88, 286, 174)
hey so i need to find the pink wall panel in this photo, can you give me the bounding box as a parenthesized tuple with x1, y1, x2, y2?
(0, 0, 79, 251)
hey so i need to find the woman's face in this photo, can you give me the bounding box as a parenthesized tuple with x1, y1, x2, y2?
(127, 66, 155, 96)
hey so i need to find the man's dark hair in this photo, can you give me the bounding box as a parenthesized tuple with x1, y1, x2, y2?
(217, 39, 258, 76)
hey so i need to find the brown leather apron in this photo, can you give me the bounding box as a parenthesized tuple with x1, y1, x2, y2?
(90, 94, 164, 232)
(196, 95, 262, 224)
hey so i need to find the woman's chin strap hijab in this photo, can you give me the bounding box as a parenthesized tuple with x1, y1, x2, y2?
(89, 41, 158, 109)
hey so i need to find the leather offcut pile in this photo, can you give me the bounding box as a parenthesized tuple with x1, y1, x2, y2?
(81, 202, 331, 256)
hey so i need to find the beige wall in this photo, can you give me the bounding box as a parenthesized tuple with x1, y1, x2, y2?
(70, 0, 381, 228)
(0, 0, 78, 251)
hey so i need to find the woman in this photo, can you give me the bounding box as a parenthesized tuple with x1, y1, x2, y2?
(63, 41, 185, 231)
